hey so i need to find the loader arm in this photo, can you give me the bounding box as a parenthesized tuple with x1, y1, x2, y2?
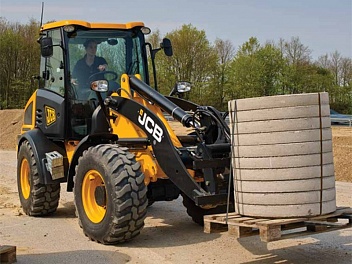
(106, 95, 228, 207)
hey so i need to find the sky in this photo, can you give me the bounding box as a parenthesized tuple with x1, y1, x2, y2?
(0, 0, 351, 60)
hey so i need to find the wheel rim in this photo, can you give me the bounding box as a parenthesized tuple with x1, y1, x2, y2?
(82, 170, 107, 223)
(20, 158, 30, 199)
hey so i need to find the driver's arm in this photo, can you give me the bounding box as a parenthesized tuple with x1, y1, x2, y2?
(97, 57, 108, 71)
(98, 64, 108, 71)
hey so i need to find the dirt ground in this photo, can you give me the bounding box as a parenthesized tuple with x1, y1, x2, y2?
(0, 109, 351, 263)
(331, 126, 352, 182)
(1, 109, 351, 182)
(0, 150, 351, 264)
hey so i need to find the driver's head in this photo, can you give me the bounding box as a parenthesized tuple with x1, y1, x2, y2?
(83, 39, 98, 56)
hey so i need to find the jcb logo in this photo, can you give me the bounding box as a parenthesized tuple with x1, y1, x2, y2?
(138, 109, 163, 143)
(45, 106, 56, 126)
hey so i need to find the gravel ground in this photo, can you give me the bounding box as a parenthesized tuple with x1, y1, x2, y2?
(0, 150, 351, 264)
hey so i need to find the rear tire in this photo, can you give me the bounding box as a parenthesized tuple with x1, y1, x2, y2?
(17, 140, 60, 216)
(74, 144, 147, 244)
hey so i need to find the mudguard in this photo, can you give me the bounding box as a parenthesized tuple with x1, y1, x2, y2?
(17, 129, 68, 184)
(66, 105, 117, 191)
(66, 133, 118, 192)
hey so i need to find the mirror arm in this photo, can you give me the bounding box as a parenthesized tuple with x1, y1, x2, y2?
(146, 43, 160, 92)
(168, 84, 177, 97)
(151, 48, 161, 60)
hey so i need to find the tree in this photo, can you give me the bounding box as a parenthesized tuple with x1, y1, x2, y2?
(280, 37, 312, 94)
(316, 52, 352, 113)
(154, 24, 218, 104)
(0, 18, 40, 109)
(204, 39, 235, 110)
(256, 42, 287, 96)
(0, 18, 350, 114)
(328, 52, 352, 113)
(340, 57, 352, 87)
(282, 36, 311, 65)
(230, 37, 262, 99)
(229, 37, 287, 99)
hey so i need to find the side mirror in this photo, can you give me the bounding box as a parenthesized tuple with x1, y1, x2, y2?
(161, 38, 173, 57)
(40, 37, 53, 57)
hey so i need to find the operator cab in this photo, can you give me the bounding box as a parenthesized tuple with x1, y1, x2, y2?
(37, 20, 149, 139)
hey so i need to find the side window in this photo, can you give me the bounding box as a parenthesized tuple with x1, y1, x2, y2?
(131, 38, 145, 81)
(40, 29, 65, 96)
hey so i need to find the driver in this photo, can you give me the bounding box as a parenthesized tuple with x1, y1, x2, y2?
(71, 39, 108, 99)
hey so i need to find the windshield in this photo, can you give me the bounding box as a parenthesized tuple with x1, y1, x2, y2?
(65, 28, 147, 138)
(67, 29, 146, 92)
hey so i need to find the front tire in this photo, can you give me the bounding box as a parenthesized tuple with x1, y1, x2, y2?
(74, 144, 147, 244)
(17, 140, 60, 216)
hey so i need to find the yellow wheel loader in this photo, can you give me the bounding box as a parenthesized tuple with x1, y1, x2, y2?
(17, 20, 233, 244)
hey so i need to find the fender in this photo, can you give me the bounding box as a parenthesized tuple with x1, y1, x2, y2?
(17, 129, 68, 184)
(66, 133, 118, 192)
(66, 105, 117, 191)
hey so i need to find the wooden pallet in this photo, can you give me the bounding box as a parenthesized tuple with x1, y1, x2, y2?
(0, 245, 16, 264)
(204, 207, 352, 242)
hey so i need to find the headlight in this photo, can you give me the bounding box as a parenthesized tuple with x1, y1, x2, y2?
(91, 80, 109, 92)
(63, 25, 76, 33)
(141, 27, 151, 35)
(176, 82, 191, 93)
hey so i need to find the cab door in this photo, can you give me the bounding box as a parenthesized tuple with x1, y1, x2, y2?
(37, 29, 66, 140)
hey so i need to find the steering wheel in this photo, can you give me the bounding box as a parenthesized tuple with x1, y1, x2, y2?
(88, 70, 118, 82)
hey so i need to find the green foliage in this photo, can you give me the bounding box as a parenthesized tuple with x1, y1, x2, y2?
(202, 39, 235, 111)
(225, 37, 351, 113)
(154, 24, 218, 102)
(229, 38, 288, 99)
(0, 18, 351, 114)
(0, 18, 40, 109)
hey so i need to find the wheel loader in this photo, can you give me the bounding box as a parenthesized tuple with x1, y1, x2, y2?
(17, 20, 233, 244)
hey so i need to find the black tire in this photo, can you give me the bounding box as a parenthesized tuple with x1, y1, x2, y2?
(181, 193, 233, 226)
(147, 199, 155, 207)
(74, 144, 147, 244)
(17, 140, 60, 216)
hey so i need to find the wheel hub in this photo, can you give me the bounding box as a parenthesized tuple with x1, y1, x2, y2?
(95, 186, 107, 207)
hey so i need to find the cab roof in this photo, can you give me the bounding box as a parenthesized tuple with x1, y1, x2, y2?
(41, 20, 145, 31)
